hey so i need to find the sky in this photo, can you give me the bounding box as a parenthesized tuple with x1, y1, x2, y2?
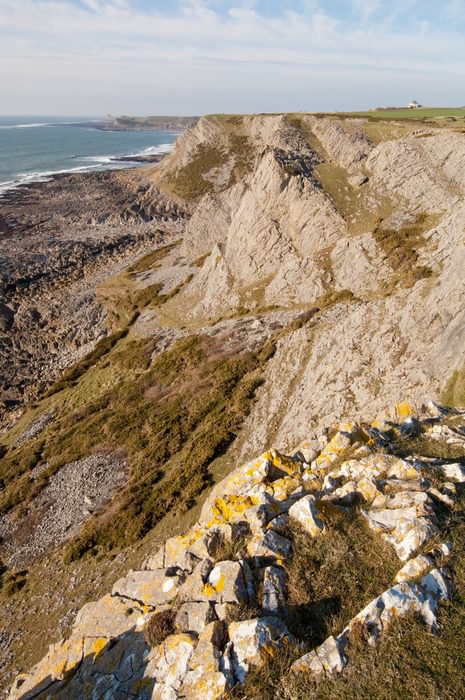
(0, 0, 465, 116)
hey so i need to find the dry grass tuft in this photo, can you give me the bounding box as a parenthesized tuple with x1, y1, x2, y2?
(144, 609, 176, 647)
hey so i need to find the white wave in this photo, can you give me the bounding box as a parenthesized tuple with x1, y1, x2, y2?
(0, 140, 175, 198)
(120, 142, 175, 159)
(0, 164, 100, 197)
(0, 122, 52, 129)
(80, 155, 113, 164)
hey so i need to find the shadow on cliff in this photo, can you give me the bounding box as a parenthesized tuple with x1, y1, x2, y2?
(12, 627, 155, 700)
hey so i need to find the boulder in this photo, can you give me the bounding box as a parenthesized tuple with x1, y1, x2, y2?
(175, 602, 217, 634)
(246, 529, 292, 560)
(112, 569, 185, 607)
(394, 554, 434, 583)
(262, 566, 287, 615)
(288, 495, 325, 536)
(178, 558, 214, 602)
(202, 560, 254, 605)
(292, 635, 347, 677)
(147, 633, 197, 697)
(228, 617, 292, 683)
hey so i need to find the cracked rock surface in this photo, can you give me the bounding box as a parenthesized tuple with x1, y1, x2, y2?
(8, 402, 464, 699)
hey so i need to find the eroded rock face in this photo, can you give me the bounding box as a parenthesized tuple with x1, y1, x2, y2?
(9, 402, 464, 698)
(141, 115, 465, 459)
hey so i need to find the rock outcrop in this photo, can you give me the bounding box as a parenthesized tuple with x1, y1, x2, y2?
(9, 401, 464, 698)
(3, 112, 465, 696)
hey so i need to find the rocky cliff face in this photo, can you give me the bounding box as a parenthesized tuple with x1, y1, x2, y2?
(152, 114, 465, 454)
(2, 112, 465, 697)
(8, 401, 465, 698)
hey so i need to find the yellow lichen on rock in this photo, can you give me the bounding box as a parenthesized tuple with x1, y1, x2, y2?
(263, 448, 301, 476)
(208, 494, 259, 525)
(393, 401, 416, 420)
(91, 638, 107, 659)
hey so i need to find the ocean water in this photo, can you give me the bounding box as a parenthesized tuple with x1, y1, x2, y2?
(0, 116, 178, 196)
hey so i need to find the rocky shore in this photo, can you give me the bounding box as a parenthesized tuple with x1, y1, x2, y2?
(0, 169, 187, 429)
(2, 112, 465, 697)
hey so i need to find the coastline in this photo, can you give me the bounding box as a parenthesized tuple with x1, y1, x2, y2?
(0, 165, 186, 428)
(0, 146, 171, 200)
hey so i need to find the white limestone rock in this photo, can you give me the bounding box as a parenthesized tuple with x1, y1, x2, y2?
(288, 494, 325, 537)
(292, 635, 347, 677)
(175, 602, 217, 634)
(228, 617, 292, 683)
(112, 569, 185, 607)
(262, 566, 287, 615)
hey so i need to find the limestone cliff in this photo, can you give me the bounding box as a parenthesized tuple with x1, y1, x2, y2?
(2, 112, 465, 697)
(8, 401, 464, 698)
(151, 114, 465, 454)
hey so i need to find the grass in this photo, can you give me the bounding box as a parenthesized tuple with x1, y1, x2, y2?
(0, 560, 28, 598)
(234, 510, 400, 698)
(228, 132, 255, 181)
(442, 365, 465, 408)
(315, 163, 394, 235)
(388, 432, 465, 462)
(1, 333, 275, 556)
(126, 241, 181, 275)
(373, 212, 437, 291)
(285, 513, 400, 648)
(166, 144, 227, 200)
(44, 327, 131, 397)
(98, 261, 192, 329)
(236, 436, 465, 700)
(0, 257, 197, 520)
(341, 107, 465, 121)
(56, 334, 274, 559)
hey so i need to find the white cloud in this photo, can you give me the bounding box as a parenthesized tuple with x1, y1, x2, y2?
(352, 0, 382, 21)
(447, 0, 465, 20)
(0, 0, 464, 114)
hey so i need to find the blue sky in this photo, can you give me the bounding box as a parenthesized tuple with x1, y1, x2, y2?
(1, 0, 464, 115)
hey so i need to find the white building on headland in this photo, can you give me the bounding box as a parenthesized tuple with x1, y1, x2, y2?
(407, 100, 422, 109)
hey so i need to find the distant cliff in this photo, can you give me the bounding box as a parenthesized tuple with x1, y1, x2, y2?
(103, 115, 199, 131)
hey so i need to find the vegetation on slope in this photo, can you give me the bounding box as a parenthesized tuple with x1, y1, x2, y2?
(0, 329, 276, 560)
(443, 365, 465, 409)
(373, 212, 437, 291)
(166, 144, 227, 200)
(237, 441, 465, 700)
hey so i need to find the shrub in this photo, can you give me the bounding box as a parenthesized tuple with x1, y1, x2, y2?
(144, 609, 176, 647)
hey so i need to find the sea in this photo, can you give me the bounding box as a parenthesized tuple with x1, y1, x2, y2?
(0, 116, 179, 197)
